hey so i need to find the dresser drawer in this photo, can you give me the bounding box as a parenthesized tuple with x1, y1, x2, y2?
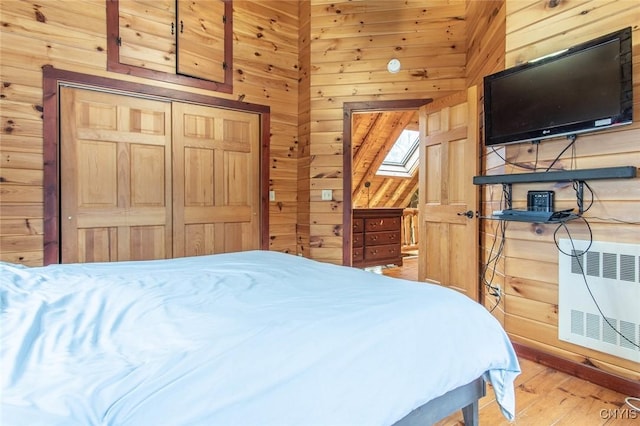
(365, 231, 399, 246)
(352, 247, 363, 263)
(353, 218, 364, 233)
(352, 232, 363, 248)
(364, 243, 400, 262)
(365, 217, 401, 232)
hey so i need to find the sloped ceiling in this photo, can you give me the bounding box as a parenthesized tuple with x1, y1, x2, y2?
(351, 110, 419, 208)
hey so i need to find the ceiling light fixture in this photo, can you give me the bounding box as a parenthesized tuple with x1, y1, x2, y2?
(387, 58, 401, 73)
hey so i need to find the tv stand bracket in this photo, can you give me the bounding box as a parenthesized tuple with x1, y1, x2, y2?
(474, 166, 637, 215)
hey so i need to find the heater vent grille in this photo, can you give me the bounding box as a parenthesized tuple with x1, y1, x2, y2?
(558, 239, 639, 363)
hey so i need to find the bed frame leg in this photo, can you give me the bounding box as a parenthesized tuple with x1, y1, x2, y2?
(461, 400, 479, 426)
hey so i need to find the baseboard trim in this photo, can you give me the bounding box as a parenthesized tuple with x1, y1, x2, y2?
(512, 342, 640, 397)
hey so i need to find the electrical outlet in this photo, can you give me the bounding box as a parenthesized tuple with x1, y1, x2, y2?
(269, 190, 276, 201)
(321, 189, 333, 201)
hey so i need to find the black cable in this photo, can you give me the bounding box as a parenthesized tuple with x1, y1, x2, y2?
(554, 215, 593, 256)
(484, 220, 506, 313)
(487, 145, 568, 173)
(582, 216, 640, 225)
(545, 134, 577, 172)
(555, 220, 640, 350)
(574, 179, 638, 223)
(578, 180, 594, 213)
(488, 147, 537, 171)
(480, 188, 507, 313)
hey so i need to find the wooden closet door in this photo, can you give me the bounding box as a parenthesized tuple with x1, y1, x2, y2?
(60, 87, 173, 263)
(172, 103, 260, 257)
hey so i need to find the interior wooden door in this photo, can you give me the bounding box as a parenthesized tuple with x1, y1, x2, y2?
(418, 86, 479, 300)
(60, 87, 173, 263)
(172, 102, 261, 257)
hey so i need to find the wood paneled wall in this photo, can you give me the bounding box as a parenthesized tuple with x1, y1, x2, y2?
(465, 0, 505, 89)
(307, 0, 468, 263)
(479, 1, 640, 382)
(0, 0, 301, 264)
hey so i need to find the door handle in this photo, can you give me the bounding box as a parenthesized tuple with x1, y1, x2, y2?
(457, 210, 475, 219)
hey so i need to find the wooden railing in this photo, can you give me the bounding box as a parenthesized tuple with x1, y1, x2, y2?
(401, 208, 419, 253)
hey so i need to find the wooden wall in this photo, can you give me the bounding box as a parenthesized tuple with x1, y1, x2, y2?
(480, 1, 640, 382)
(0, 0, 301, 264)
(307, 0, 468, 263)
(465, 0, 505, 89)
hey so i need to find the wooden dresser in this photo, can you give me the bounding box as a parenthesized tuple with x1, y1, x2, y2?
(352, 208, 403, 268)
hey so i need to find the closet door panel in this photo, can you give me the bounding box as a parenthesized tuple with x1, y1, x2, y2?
(131, 144, 167, 206)
(184, 223, 216, 257)
(60, 87, 173, 263)
(173, 102, 260, 257)
(77, 228, 116, 263)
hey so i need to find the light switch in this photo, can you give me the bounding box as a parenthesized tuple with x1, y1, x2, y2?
(321, 189, 333, 201)
(269, 190, 276, 201)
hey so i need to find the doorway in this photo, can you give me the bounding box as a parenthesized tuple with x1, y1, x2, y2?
(342, 99, 432, 268)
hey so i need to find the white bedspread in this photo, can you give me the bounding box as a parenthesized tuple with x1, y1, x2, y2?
(1, 251, 520, 425)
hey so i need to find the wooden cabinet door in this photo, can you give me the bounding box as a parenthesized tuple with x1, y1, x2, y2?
(118, 0, 177, 74)
(115, 0, 229, 86)
(172, 102, 260, 257)
(60, 87, 173, 263)
(177, 0, 226, 82)
(418, 86, 479, 301)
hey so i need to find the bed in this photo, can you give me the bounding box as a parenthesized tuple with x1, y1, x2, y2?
(1, 250, 520, 425)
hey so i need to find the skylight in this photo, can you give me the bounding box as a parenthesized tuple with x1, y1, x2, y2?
(376, 129, 419, 177)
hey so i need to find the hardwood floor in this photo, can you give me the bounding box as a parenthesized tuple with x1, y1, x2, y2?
(435, 357, 636, 426)
(381, 255, 419, 281)
(381, 256, 638, 425)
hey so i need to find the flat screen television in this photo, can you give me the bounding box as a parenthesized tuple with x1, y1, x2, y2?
(483, 27, 633, 147)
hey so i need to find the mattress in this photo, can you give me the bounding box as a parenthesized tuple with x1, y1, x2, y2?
(0, 250, 520, 425)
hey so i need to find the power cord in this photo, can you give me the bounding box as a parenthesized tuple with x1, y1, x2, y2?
(572, 180, 594, 214)
(582, 216, 640, 225)
(554, 215, 593, 256)
(545, 134, 577, 172)
(487, 146, 538, 172)
(480, 187, 507, 313)
(573, 177, 638, 224)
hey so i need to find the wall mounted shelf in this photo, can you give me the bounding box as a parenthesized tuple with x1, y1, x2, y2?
(473, 166, 637, 221)
(472, 166, 636, 185)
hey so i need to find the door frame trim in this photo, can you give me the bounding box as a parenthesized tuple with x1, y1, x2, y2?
(42, 65, 270, 264)
(342, 99, 432, 266)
